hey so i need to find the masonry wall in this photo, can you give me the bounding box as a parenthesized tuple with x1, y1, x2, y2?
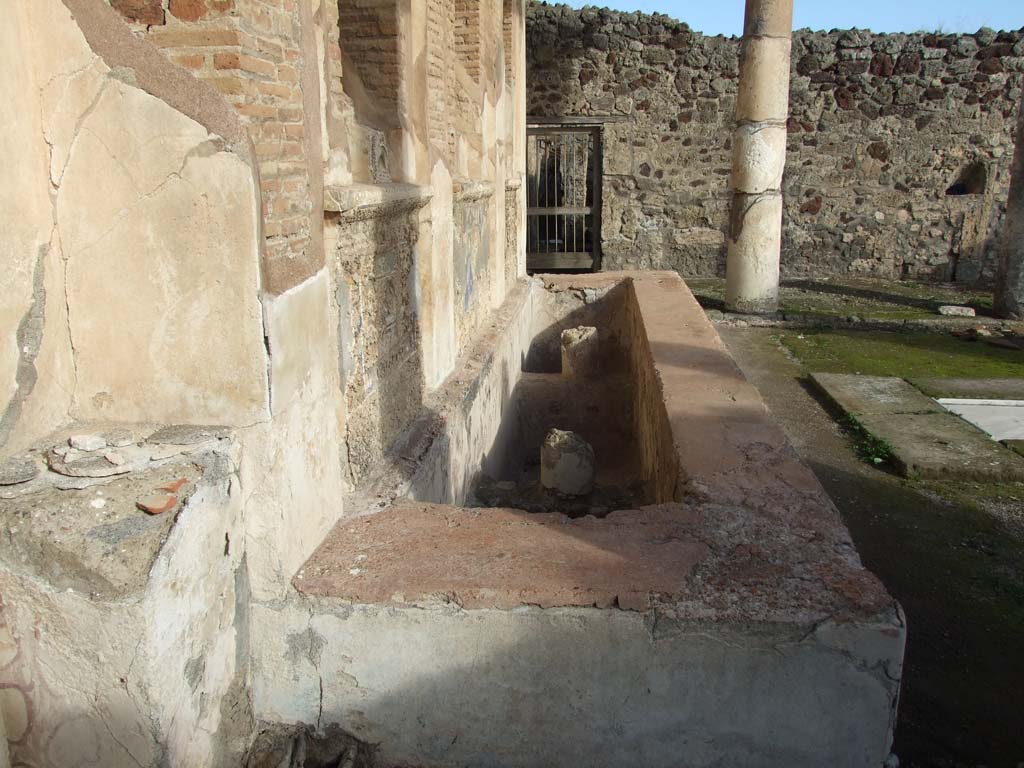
(1, 0, 527, 762)
(101, 0, 528, 493)
(527, 4, 1024, 283)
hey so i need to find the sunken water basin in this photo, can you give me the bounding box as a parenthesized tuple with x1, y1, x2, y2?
(255, 272, 906, 768)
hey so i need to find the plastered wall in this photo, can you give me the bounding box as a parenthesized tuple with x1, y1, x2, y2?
(0, 1, 527, 762)
(0, 0, 268, 455)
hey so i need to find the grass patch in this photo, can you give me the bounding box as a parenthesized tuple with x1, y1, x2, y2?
(780, 329, 1024, 380)
(688, 276, 996, 321)
(840, 413, 897, 466)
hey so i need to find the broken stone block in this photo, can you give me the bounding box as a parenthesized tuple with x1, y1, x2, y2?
(104, 428, 136, 448)
(560, 326, 600, 379)
(47, 448, 134, 478)
(938, 305, 976, 317)
(541, 428, 596, 496)
(69, 433, 107, 451)
(146, 424, 229, 445)
(0, 456, 39, 486)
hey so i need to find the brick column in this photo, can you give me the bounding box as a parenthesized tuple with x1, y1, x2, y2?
(996, 95, 1024, 318)
(725, 0, 793, 314)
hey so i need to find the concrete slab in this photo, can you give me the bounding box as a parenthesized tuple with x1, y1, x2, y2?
(811, 374, 1024, 481)
(938, 399, 1024, 441)
(810, 373, 944, 415)
(865, 411, 1024, 481)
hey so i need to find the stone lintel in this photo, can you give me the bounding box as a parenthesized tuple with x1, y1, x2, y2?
(453, 179, 496, 204)
(324, 182, 432, 220)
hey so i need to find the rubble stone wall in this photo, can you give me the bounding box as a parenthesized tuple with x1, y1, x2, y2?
(334, 197, 427, 487)
(527, 3, 1024, 283)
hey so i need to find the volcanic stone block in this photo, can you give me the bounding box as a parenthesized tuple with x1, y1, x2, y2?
(560, 325, 600, 378)
(541, 428, 596, 496)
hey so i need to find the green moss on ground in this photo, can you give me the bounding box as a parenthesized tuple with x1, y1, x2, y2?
(773, 326, 1023, 537)
(688, 276, 995, 321)
(779, 329, 1024, 380)
(839, 413, 897, 467)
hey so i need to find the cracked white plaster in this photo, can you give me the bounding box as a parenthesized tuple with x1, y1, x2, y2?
(239, 270, 346, 601)
(4, 0, 268, 445)
(52, 77, 267, 426)
(0, 4, 59, 436)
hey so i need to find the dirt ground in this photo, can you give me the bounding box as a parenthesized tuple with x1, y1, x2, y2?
(719, 327, 1024, 768)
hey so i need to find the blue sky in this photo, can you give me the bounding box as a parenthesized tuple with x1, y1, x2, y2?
(555, 1, 1023, 37)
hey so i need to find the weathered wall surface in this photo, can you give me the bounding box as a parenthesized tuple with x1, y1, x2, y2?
(122, 0, 328, 295)
(328, 187, 430, 487)
(0, 4, 268, 763)
(527, 4, 1024, 283)
(1, 0, 529, 763)
(0, 0, 268, 454)
(254, 601, 902, 768)
(0, 442, 249, 768)
(321, 0, 527, 479)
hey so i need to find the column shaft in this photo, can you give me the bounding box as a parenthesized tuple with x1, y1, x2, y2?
(724, 0, 793, 314)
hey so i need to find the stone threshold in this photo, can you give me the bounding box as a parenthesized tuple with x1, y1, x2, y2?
(811, 372, 1024, 481)
(324, 182, 432, 221)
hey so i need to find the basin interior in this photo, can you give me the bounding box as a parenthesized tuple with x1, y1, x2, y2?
(467, 280, 677, 516)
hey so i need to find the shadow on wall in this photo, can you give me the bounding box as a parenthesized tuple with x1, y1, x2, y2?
(335, 207, 426, 488)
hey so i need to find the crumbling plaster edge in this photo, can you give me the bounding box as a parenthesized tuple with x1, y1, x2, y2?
(254, 594, 905, 697)
(60, 0, 248, 151)
(0, 249, 48, 451)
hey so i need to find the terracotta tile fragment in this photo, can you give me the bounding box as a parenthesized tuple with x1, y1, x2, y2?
(136, 494, 178, 515)
(158, 478, 189, 493)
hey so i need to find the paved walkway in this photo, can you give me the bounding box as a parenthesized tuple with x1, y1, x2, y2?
(810, 373, 1024, 481)
(938, 398, 1024, 442)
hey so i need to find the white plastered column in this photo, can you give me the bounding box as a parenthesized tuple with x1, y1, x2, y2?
(725, 0, 793, 314)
